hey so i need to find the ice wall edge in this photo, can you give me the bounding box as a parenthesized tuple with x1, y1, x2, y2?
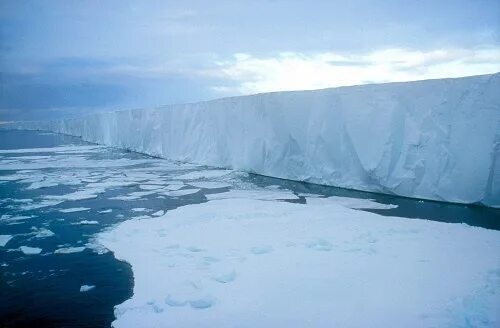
(6, 74, 500, 207)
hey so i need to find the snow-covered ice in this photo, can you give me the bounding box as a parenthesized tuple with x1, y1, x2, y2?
(139, 184, 163, 190)
(188, 181, 232, 189)
(80, 285, 96, 292)
(19, 246, 42, 255)
(54, 246, 86, 254)
(11, 74, 500, 206)
(59, 207, 91, 213)
(0, 235, 13, 247)
(76, 220, 99, 225)
(152, 210, 165, 216)
(32, 228, 55, 238)
(98, 198, 500, 328)
(162, 189, 201, 197)
(176, 170, 233, 180)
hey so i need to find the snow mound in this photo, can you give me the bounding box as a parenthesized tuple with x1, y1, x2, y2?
(11, 74, 500, 206)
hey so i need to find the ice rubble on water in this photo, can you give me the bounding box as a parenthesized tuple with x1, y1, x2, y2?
(11, 74, 499, 206)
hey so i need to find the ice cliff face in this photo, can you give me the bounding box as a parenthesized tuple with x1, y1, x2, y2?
(13, 74, 500, 206)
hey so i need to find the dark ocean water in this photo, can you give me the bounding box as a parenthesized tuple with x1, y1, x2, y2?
(0, 130, 498, 328)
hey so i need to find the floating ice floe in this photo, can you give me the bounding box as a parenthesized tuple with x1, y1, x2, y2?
(176, 170, 233, 180)
(131, 208, 148, 212)
(19, 246, 42, 255)
(98, 198, 500, 327)
(59, 207, 91, 213)
(25, 181, 59, 190)
(110, 195, 141, 201)
(139, 184, 163, 190)
(32, 228, 55, 238)
(162, 189, 201, 197)
(80, 285, 95, 292)
(54, 246, 86, 254)
(0, 235, 13, 247)
(45, 190, 98, 202)
(76, 220, 99, 225)
(152, 210, 165, 217)
(98, 209, 113, 214)
(0, 214, 34, 223)
(188, 182, 232, 189)
(163, 183, 185, 191)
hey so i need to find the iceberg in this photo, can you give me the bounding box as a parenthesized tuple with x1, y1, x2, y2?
(11, 74, 500, 206)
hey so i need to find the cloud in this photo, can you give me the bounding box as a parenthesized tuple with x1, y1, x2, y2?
(211, 47, 500, 95)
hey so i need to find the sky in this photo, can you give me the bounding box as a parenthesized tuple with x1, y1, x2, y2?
(1, 0, 499, 121)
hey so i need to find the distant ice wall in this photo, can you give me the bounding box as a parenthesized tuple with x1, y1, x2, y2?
(12, 74, 500, 206)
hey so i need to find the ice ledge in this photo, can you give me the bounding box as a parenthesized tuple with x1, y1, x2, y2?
(7, 73, 500, 207)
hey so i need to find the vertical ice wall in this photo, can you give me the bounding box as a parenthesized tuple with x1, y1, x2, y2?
(12, 73, 500, 206)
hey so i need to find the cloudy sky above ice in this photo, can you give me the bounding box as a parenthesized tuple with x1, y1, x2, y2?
(1, 0, 499, 120)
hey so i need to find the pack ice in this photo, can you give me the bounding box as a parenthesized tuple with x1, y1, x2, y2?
(13, 74, 500, 206)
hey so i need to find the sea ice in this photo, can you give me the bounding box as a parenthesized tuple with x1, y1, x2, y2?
(162, 189, 201, 197)
(54, 246, 86, 254)
(0, 235, 13, 247)
(139, 184, 163, 190)
(152, 210, 165, 216)
(176, 170, 233, 180)
(32, 228, 55, 238)
(76, 220, 99, 225)
(188, 181, 232, 189)
(98, 198, 500, 328)
(19, 246, 42, 255)
(80, 285, 96, 292)
(59, 207, 91, 213)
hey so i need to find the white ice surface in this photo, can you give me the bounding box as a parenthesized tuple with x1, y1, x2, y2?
(76, 220, 99, 225)
(162, 189, 201, 197)
(98, 198, 500, 328)
(32, 228, 55, 238)
(54, 246, 86, 254)
(0, 235, 13, 247)
(80, 285, 96, 292)
(176, 170, 233, 180)
(58, 207, 91, 213)
(13, 74, 499, 206)
(19, 246, 42, 255)
(131, 208, 148, 212)
(188, 182, 232, 189)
